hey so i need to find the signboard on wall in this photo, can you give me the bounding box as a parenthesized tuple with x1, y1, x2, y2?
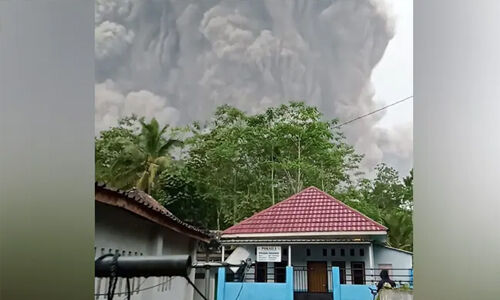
(256, 246, 281, 262)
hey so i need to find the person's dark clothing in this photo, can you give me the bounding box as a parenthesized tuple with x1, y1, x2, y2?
(376, 270, 396, 292)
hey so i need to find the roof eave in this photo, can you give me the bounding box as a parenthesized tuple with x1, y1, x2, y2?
(378, 244, 414, 255)
(220, 238, 373, 245)
(221, 231, 387, 240)
(96, 186, 211, 243)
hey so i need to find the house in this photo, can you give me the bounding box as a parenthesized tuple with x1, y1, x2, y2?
(219, 186, 412, 299)
(94, 182, 211, 300)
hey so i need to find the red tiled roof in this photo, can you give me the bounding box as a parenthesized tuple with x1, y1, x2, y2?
(222, 186, 387, 236)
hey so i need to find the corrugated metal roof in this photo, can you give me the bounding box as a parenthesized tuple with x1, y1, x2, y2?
(222, 186, 387, 236)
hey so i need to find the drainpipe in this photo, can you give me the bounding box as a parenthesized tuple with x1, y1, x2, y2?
(368, 243, 374, 284)
(221, 245, 225, 262)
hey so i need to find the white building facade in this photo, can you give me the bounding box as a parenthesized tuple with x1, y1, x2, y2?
(219, 187, 413, 299)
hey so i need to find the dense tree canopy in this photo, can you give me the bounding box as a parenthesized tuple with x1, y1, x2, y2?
(96, 116, 181, 194)
(95, 102, 413, 250)
(340, 165, 413, 251)
(181, 103, 363, 229)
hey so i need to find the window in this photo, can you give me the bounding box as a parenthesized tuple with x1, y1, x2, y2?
(331, 249, 335, 256)
(351, 262, 365, 285)
(306, 249, 311, 256)
(322, 249, 327, 256)
(255, 262, 268, 282)
(282, 248, 288, 256)
(350, 249, 355, 256)
(274, 262, 287, 283)
(340, 249, 345, 256)
(359, 249, 365, 256)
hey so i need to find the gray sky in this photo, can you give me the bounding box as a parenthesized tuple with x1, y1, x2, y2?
(373, 0, 413, 129)
(371, 0, 413, 175)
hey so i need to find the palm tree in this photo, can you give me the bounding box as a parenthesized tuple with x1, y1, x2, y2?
(110, 118, 182, 194)
(383, 212, 413, 251)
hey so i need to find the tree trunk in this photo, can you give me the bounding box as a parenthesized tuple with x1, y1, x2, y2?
(321, 162, 325, 190)
(297, 137, 301, 193)
(233, 172, 237, 224)
(216, 208, 221, 231)
(271, 144, 275, 205)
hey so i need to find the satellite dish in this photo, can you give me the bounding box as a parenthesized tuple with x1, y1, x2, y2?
(225, 246, 254, 273)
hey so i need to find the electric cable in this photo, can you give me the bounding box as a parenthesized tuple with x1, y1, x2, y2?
(126, 278, 131, 300)
(234, 260, 251, 300)
(107, 253, 120, 300)
(334, 95, 413, 128)
(94, 279, 162, 297)
(184, 275, 209, 300)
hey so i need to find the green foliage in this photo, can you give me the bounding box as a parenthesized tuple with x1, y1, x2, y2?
(95, 117, 181, 194)
(95, 116, 139, 183)
(95, 102, 413, 250)
(182, 102, 362, 229)
(339, 164, 413, 251)
(152, 169, 216, 228)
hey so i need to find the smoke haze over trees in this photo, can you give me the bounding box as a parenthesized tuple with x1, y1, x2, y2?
(95, 103, 413, 251)
(94, 0, 412, 175)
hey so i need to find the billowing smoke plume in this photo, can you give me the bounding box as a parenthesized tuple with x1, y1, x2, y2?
(95, 0, 412, 175)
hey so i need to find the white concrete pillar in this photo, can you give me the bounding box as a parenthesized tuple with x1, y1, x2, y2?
(205, 267, 210, 300)
(368, 243, 375, 284)
(156, 232, 164, 291)
(204, 243, 210, 300)
(156, 232, 164, 255)
(221, 245, 225, 262)
(288, 245, 292, 266)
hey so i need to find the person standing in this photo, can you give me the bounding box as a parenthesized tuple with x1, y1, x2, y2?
(377, 269, 396, 292)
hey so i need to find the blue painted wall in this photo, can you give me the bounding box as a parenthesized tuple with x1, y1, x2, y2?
(339, 285, 375, 300)
(217, 266, 293, 300)
(332, 267, 376, 300)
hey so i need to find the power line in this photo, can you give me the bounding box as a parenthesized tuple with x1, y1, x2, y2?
(334, 95, 413, 128)
(95, 276, 208, 300)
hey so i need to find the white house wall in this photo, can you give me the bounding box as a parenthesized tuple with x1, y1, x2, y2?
(95, 202, 198, 300)
(290, 244, 373, 290)
(373, 245, 413, 285)
(224, 243, 413, 289)
(236, 244, 372, 290)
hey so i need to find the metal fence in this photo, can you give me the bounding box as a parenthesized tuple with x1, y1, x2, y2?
(225, 265, 413, 293)
(293, 266, 413, 292)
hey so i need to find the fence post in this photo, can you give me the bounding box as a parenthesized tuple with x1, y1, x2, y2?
(217, 268, 225, 300)
(332, 267, 341, 300)
(286, 266, 294, 300)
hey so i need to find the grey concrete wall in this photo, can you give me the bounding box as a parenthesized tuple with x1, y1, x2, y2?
(95, 202, 198, 300)
(194, 269, 217, 300)
(379, 289, 413, 300)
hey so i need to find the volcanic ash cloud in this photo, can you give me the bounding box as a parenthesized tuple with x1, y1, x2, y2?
(95, 0, 412, 174)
